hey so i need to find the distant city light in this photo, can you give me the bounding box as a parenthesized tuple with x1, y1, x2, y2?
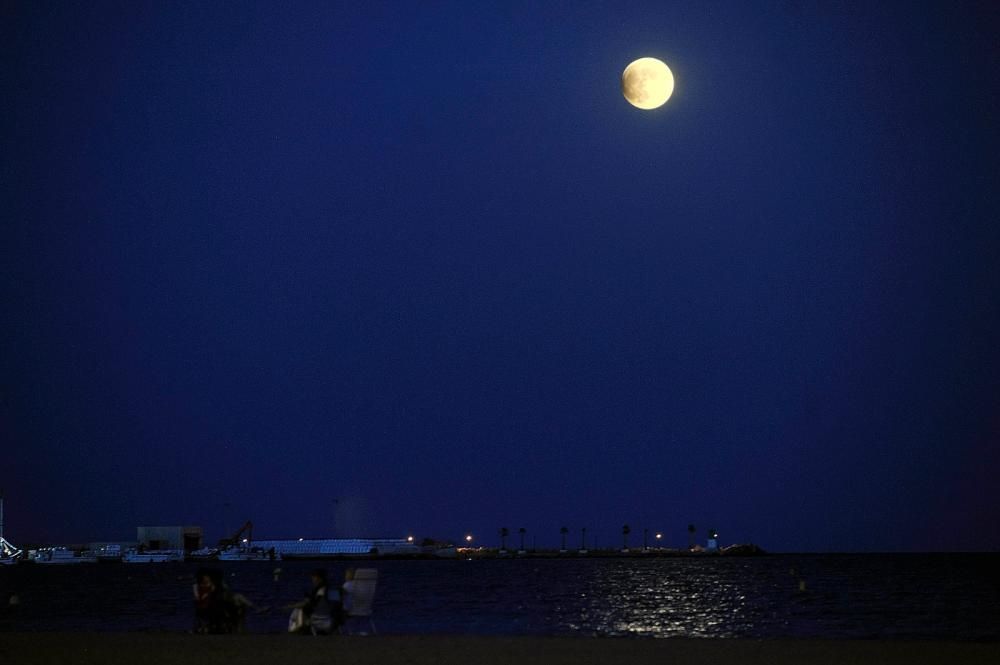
(655, 533, 662, 540)
(465, 534, 473, 542)
(298, 538, 304, 542)
(406, 535, 414, 543)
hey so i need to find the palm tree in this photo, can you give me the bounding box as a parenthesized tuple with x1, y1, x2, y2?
(559, 526, 569, 551)
(499, 527, 509, 551)
(518, 527, 526, 552)
(580, 526, 587, 551)
(643, 528, 649, 550)
(687, 524, 696, 550)
(622, 524, 631, 551)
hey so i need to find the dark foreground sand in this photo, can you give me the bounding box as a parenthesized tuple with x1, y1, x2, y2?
(1, 633, 998, 665)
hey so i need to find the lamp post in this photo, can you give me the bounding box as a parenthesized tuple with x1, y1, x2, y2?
(331, 498, 339, 538)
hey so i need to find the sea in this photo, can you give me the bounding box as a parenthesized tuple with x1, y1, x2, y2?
(1, 554, 998, 639)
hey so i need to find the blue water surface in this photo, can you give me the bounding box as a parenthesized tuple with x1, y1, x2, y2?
(1, 554, 998, 639)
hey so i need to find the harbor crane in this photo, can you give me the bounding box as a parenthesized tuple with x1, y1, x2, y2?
(218, 520, 254, 550)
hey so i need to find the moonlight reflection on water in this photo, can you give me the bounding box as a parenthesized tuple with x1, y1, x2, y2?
(562, 560, 756, 637)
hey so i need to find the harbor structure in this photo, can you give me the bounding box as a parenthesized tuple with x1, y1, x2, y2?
(251, 537, 420, 558)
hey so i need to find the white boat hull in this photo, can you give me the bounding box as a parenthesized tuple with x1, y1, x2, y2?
(35, 556, 98, 564)
(218, 547, 280, 561)
(31, 548, 98, 564)
(123, 550, 184, 563)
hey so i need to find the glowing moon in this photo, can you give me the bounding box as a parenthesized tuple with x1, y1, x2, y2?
(622, 57, 674, 110)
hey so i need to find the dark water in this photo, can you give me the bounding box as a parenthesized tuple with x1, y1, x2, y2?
(2, 554, 998, 639)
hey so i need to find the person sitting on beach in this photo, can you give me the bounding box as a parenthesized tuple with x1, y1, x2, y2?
(193, 568, 232, 634)
(286, 569, 340, 634)
(228, 587, 265, 633)
(194, 568, 263, 634)
(340, 568, 356, 617)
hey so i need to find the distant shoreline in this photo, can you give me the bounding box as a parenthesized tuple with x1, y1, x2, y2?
(5, 547, 770, 563)
(1, 633, 998, 665)
(9, 549, 1000, 566)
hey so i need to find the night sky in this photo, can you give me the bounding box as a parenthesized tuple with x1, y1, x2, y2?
(3, 2, 998, 552)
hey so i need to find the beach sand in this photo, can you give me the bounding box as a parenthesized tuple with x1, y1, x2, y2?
(1, 633, 997, 665)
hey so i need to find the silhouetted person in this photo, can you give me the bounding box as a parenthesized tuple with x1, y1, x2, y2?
(193, 568, 232, 633)
(286, 568, 340, 634)
(341, 568, 357, 616)
(193, 568, 261, 633)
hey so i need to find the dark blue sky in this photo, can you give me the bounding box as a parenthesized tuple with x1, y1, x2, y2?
(3, 2, 998, 552)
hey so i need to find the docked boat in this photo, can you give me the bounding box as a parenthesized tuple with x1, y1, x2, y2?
(31, 547, 98, 564)
(122, 548, 184, 563)
(218, 546, 280, 561)
(0, 544, 21, 564)
(94, 544, 124, 562)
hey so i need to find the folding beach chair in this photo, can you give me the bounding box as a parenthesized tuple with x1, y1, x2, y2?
(340, 568, 377, 635)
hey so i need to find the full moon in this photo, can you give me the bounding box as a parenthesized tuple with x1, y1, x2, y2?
(622, 57, 674, 110)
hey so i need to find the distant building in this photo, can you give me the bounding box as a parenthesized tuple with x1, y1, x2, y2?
(137, 526, 202, 552)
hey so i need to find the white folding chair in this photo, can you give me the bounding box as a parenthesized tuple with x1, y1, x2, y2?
(340, 568, 377, 635)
